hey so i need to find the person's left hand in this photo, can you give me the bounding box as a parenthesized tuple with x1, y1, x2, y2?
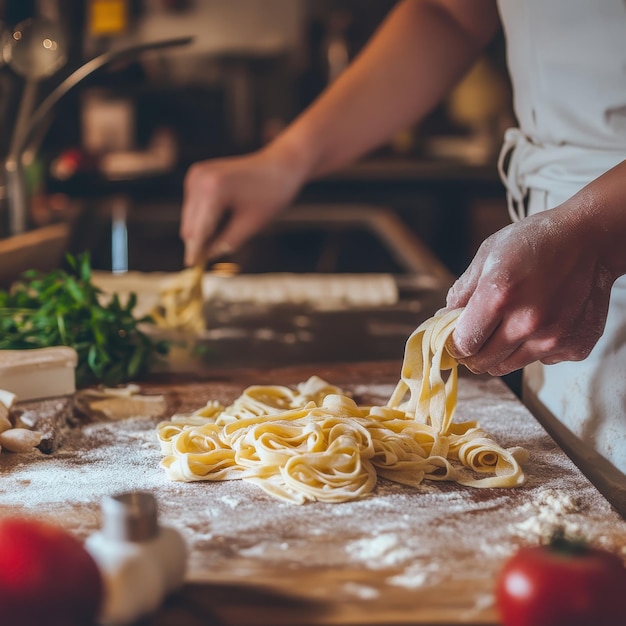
(445, 204, 617, 376)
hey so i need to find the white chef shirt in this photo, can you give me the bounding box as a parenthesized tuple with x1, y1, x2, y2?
(497, 0, 626, 221)
(495, 0, 626, 495)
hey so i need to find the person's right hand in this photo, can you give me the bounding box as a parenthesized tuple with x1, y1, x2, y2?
(444, 203, 617, 376)
(180, 148, 304, 266)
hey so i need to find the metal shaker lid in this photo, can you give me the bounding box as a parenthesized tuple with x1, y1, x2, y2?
(101, 491, 159, 542)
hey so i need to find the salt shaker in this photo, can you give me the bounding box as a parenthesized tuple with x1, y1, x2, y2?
(85, 491, 187, 625)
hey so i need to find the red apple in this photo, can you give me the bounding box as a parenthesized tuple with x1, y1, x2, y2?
(0, 517, 103, 626)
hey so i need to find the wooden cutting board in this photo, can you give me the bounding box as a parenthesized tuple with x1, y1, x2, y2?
(1, 361, 625, 626)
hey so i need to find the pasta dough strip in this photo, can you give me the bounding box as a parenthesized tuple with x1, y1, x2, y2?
(150, 264, 205, 332)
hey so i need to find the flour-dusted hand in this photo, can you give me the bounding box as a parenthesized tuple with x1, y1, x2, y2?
(181, 147, 304, 266)
(445, 203, 619, 376)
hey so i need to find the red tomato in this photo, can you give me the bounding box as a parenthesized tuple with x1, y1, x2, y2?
(496, 539, 626, 626)
(0, 517, 103, 626)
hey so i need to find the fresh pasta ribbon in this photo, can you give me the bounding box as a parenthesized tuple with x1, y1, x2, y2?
(156, 309, 528, 503)
(150, 264, 205, 332)
(387, 308, 461, 432)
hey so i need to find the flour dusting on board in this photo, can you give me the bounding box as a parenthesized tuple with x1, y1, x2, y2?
(0, 371, 625, 620)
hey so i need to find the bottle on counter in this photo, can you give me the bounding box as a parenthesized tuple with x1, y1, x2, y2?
(85, 491, 187, 625)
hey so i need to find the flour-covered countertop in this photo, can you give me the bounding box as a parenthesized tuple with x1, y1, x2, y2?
(1, 361, 624, 626)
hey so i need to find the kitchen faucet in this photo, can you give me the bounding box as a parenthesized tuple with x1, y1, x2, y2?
(4, 35, 193, 235)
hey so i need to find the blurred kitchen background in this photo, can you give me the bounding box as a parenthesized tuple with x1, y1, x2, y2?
(0, 0, 515, 284)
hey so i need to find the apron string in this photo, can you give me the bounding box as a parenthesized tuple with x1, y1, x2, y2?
(497, 127, 626, 224)
(497, 128, 530, 223)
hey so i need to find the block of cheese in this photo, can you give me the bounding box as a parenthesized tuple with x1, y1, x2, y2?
(0, 347, 77, 401)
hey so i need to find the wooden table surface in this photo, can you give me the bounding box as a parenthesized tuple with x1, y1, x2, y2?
(3, 361, 625, 626)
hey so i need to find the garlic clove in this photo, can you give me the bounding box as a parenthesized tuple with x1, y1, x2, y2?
(0, 428, 42, 453)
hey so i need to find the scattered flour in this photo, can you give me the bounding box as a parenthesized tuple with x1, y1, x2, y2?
(345, 534, 413, 568)
(386, 562, 442, 589)
(342, 582, 380, 600)
(511, 488, 582, 541)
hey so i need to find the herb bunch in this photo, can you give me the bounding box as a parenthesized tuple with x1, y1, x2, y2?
(0, 253, 168, 387)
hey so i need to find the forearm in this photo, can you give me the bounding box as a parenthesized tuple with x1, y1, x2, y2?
(564, 159, 626, 279)
(266, 0, 499, 183)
